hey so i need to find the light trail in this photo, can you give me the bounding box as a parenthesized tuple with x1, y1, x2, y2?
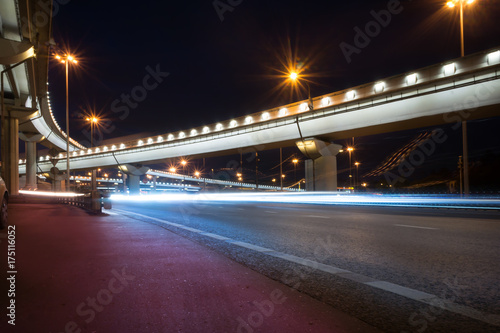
(110, 192, 500, 210)
(19, 190, 85, 197)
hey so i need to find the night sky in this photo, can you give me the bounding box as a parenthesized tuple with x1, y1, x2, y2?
(46, 0, 500, 190)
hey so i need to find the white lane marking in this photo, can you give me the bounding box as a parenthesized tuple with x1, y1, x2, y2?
(304, 215, 330, 219)
(199, 232, 230, 241)
(113, 208, 499, 327)
(264, 211, 277, 214)
(394, 224, 438, 230)
(365, 281, 435, 301)
(227, 241, 274, 252)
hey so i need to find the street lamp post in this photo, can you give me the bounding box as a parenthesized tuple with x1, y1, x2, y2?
(288, 71, 316, 190)
(446, 0, 476, 196)
(86, 116, 99, 147)
(292, 158, 298, 187)
(347, 147, 354, 188)
(354, 162, 360, 190)
(446, 0, 475, 57)
(289, 71, 313, 111)
(55, 54, 77, 192)
(180, 159, 187, 174)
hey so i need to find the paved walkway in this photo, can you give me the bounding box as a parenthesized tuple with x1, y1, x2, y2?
(0, 202, 382, 333)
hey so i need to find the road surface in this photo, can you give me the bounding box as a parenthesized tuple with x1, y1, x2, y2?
(112, 198, 500, 332)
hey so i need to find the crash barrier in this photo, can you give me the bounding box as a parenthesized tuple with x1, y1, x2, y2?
(57, 191, 112, 213)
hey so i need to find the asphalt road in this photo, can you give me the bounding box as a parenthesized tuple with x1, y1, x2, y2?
(112, 199, 500, 332)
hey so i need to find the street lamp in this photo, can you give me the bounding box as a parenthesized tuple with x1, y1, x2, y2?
(55, 53, 78, 192)
(446, 0, 475, 57)
(354, 162, 360, 190)
(288, 72, 315, 190)
(446, 0, 476, 196)
(347, 147, 354, 188)
(292, 158, 299, 186)
(288, 72, 313, 111)
(86, 116, 99, 147)
(179, 159, 188, 175)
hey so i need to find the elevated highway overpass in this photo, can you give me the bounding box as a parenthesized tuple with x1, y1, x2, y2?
(4, 1, 500, 193)
(18, 47, 500, 191)
(1, 0, 85, 194)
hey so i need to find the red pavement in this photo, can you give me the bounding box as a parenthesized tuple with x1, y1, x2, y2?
(0, 203, 382, 333)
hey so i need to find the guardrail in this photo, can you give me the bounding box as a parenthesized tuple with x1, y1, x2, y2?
(19, 190, 112, 213)
(57, 191, 112, 213)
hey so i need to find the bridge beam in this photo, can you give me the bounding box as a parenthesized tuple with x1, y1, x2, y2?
(120, 164, 149, 195)
(296, 138, 342, 192)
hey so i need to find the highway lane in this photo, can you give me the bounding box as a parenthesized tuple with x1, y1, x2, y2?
(111, 199, 500, 332)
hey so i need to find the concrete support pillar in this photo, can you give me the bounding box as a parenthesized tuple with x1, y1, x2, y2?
(46, 169, 65, 192)
(128, 175, 141, 195)
(25, 141, 37, 189)
(152, 175, 157, 193)
(2, 117, 19, 195)
(296, 138, 342, 192)
(120, 164, 149, 195)
(19, 133, 44, 190)
(121, 173, 127, 193)
(91, 169, 101, 212)
(52, 175, 64, 192)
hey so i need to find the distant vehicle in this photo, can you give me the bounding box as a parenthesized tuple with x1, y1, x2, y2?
(0, 176, 8, 229)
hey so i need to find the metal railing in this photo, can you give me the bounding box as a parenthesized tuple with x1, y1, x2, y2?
(57, 191, 111, 213)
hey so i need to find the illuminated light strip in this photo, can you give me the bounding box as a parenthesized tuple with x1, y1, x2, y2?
(19, 190, 84, 197)
(113, 207, 500, 327)
(487, 50, 500, 65)
(443, 63, 456, 76)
